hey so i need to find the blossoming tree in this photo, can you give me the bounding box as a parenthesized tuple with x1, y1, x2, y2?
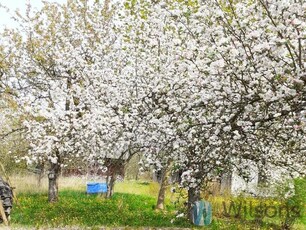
(1, 0, 305, 222)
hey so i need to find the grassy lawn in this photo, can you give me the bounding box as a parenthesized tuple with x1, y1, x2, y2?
(11, 191, 191, 228)
(8, 177, 306, 229)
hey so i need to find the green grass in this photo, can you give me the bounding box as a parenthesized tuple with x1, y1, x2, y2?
(292, 178, 306, 228)
(11, 190, 191, 228)
(114, 180, 161, 197)
(8, 179, 306, 229)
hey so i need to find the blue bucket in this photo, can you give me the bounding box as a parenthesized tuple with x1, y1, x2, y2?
(87, 182, 107, 194)
(192, 200, 212, 226)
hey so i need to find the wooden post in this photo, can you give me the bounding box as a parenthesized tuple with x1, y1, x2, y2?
(0, 200, 8, 226)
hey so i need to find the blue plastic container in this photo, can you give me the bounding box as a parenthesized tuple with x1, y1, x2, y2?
(192, 200, 212, 226)
(86, 182, 108, 194)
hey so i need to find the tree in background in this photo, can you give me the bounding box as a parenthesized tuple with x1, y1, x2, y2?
(0, 34, 28, 176)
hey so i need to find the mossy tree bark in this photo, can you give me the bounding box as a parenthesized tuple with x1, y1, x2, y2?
(48, 155, 61, 203)
(106, 172, 116, 198)
(156, 160, 172, 210)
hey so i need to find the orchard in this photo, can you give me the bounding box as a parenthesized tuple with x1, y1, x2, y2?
(0, 0, 305, 229)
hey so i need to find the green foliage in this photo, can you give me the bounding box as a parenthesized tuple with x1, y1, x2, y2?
(285, 178, 306, 228)
(206, 178, 306, 230)
(0, 102, 28, 175)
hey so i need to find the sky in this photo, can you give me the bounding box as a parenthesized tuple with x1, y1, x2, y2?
(0, 0, 66, 29)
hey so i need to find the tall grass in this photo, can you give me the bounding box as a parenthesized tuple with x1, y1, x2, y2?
(10, 174, 161, 197)
(10, 174, 87, 194)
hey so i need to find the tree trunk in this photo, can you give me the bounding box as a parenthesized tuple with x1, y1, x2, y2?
(187, 187, 200, 222)
(48, 162, 60, 203)
(106, 173, 116, 198)
(37, 163, 44, 187)
(156, 162, 172, 210)
(135, 154, 141, 181)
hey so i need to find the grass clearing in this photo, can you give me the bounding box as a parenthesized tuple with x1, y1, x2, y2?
(11, 190, 190, 228)
(7, 175, 306, 229)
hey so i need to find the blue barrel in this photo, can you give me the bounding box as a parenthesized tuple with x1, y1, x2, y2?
(86, 182, 107, 194)
(192, 200, 212, 226)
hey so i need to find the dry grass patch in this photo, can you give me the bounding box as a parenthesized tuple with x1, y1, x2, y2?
(10, 174, 87, 194)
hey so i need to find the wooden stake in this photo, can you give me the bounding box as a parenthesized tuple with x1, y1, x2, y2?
(0, 200, 8, 226)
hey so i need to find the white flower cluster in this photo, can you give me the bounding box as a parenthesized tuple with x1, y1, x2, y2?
(1, 0, 304, 190)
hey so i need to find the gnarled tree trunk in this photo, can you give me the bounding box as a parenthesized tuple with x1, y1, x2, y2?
(48, 161, 61, 203)
(106, 173, 116, 198)
(156, 161, 172, 210)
